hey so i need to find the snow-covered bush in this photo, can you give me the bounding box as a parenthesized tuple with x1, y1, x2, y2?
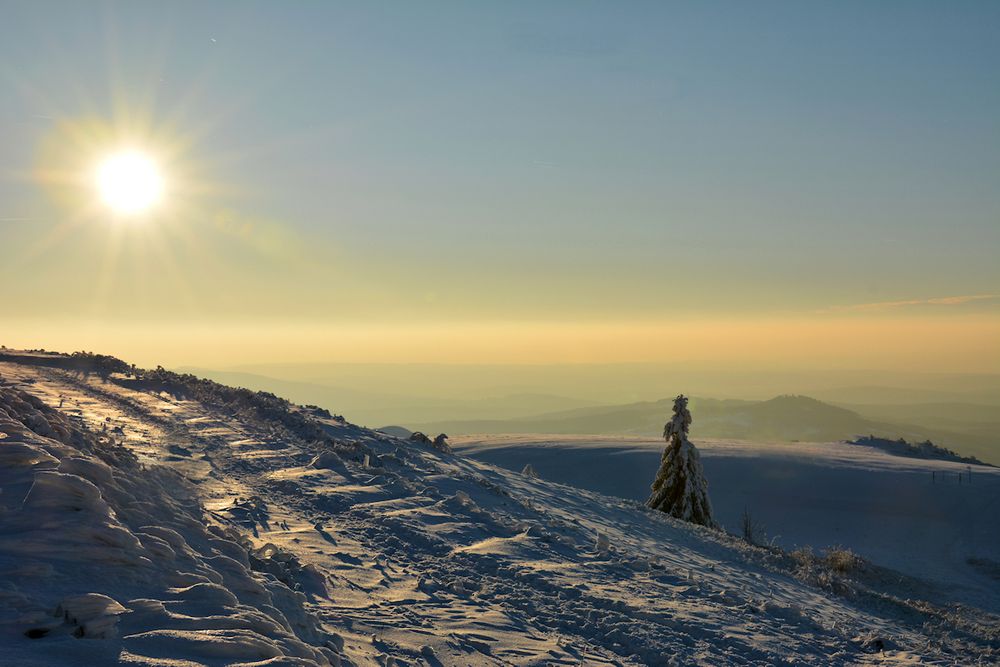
(432, 433, 452, 453)
(407, 431, 452, 454)
(409, 431, 433, 446)
(646, 395, 717, 528)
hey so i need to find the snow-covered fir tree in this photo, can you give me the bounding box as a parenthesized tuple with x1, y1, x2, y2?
(647, 394, 717, 527)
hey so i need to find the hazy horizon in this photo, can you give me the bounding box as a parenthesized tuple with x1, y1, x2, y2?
(198, 360, 1000, 402)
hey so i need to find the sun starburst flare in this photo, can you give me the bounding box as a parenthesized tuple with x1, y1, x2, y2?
(95, 150, 165, 215)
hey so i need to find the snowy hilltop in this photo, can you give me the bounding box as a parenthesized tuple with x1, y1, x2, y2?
(0, 350, 997, 666)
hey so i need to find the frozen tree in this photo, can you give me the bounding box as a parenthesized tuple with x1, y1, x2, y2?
(647, 395, 717, 528)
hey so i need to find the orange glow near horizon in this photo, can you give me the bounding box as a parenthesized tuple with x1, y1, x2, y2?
(4, 314, 999, 373)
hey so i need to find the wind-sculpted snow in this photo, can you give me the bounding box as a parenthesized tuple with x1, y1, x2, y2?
(1, 352, 998, 665)
(0, 382, 344, 666)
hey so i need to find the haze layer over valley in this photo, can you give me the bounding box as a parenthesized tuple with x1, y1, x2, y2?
(182, 364, 1000, 465)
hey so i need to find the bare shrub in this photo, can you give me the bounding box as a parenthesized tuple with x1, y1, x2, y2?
(787, 545, 865, 596)
(790, 546, 814, 568)
(824, 547, 863, 574)
(741, 506, 766, 546)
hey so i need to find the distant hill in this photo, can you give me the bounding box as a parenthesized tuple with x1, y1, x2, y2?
(409, 394, 999, 464)
(176, 367, 998, 465)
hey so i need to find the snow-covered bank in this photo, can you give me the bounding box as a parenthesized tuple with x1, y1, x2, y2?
(453, 435, 1000, 611)
(1, 353, 998, 665)
(0, 382, 344, 666)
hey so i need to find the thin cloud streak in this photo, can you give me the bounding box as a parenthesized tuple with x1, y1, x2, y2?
(825, 294, 1000, 313)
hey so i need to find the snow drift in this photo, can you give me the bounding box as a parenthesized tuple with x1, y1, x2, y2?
(0, 383, 344, 666)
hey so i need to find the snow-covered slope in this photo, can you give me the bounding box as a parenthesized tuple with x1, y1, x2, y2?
(1, 353, 997, 665)
(0, 368, 344, 666)
(453, 435, 1000, 613)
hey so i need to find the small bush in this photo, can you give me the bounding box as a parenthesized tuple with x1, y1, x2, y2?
(824, 547, 862, 574)
(787, 546, 865, 596)
(790, 546, 814, 567)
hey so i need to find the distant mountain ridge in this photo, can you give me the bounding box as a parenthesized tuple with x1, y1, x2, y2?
(173, 366, 998, 465)
(409, 394, 999, 464)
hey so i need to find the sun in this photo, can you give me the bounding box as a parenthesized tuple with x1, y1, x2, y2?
(95, 150, 165, 215)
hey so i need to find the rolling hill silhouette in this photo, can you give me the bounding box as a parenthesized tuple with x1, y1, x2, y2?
(410, 394, 998, 463)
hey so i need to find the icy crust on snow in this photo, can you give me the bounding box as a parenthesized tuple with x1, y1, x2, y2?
(0, 385, 344, 666)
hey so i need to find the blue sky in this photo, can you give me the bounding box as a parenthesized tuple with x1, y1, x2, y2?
(1, 2, 998, 367)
